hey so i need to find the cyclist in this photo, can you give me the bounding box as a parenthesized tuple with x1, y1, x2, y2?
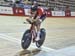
(27, 4, 46, 41)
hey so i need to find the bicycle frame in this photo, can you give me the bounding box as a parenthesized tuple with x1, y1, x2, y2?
(30, 23, 36, 42)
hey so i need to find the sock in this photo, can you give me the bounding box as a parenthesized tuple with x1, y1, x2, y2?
(37, 31, 40, 38)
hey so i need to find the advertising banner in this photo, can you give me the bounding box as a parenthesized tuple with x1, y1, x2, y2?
(65, 10, 71, 16)
(71, 12, 75, 16)
(13, 7, 25, 16)
(46, 10, 52, 17)
(0, 6, 13, 14)
(52, 11, 65, 16)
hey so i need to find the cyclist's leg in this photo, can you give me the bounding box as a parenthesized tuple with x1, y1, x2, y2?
(35, 14, 46, 41)
(35, 22, 41, 41)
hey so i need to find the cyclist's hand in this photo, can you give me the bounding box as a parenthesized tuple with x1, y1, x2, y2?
(26, 18, 33, 24)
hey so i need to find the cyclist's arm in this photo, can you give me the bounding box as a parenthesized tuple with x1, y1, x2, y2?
(28, 9, 33, 19)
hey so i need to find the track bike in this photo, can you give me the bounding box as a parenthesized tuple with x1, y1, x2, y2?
(21, 19, 46, 49)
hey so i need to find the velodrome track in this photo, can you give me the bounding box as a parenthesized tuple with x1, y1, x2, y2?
(0, 15, 75, 56)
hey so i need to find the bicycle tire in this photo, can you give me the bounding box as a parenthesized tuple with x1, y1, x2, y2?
(36, 28, 46, 48)
(21, 29, 32, 49)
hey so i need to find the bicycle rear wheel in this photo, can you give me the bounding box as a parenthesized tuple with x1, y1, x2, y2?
(36, 28, 46, 48)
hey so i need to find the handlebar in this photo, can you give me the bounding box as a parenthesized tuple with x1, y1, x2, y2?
(23, 19, 34, 24)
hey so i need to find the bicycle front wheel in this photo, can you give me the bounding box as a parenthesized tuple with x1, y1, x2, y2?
(21, 29, 32, 49)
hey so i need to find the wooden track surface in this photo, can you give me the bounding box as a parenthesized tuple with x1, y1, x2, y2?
(0, 16, 75, 56)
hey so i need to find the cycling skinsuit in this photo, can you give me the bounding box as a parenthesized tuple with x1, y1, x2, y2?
(32, 7, 46, 21)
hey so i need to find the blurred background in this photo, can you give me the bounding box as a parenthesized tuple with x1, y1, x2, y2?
(0, 0, 75, 11)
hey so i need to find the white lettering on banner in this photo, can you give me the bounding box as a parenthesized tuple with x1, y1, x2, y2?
(19, 10, 23, 13)
(16, 9, 18, 13)
(71, 12, 75, 16)
(0, 6, 13, 14)
(47, 11, 51, 14)
(15, 9, 23, 13)
(24, 9, 30, 16)
(52, 11, 65, 16)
